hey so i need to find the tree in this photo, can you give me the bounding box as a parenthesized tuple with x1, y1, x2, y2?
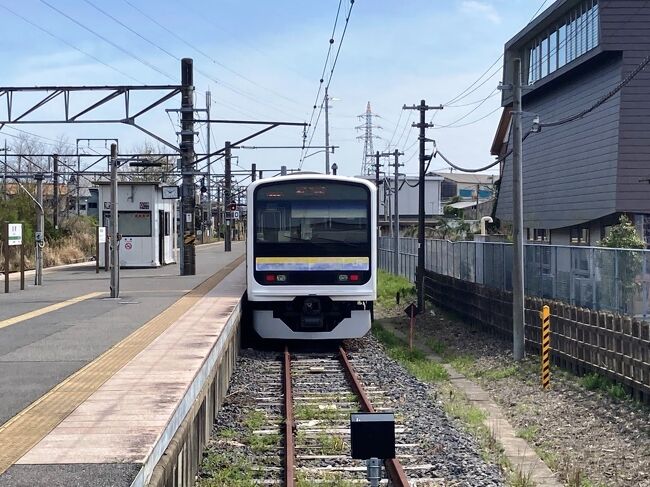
(599, 215, 645, 313)
(600, 214, 645, 250)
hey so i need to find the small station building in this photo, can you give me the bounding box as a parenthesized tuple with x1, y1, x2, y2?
(96, 181, 177, 268)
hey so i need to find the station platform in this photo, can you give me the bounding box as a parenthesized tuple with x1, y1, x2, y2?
(0, 242, 246, 486)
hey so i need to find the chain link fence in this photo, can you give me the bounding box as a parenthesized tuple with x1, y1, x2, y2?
(379, 236, 650, 317)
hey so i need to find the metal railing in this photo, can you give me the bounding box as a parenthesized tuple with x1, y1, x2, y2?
(379, 237, 650, 317)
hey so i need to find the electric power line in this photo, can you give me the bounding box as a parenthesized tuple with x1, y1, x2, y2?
(121, 0, 302, 108)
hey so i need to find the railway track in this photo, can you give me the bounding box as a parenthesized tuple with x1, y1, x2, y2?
(283, 345, 410, 486)
(199, 342, 505, 486)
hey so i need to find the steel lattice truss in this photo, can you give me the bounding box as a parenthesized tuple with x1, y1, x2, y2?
(0, 85, 182, 150)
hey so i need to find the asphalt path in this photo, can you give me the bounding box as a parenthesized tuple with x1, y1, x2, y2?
(0, 241, 246, 426)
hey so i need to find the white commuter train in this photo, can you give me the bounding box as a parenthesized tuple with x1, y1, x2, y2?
(246, 173, 377, 340)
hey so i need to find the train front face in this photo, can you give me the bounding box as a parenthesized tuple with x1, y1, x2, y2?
(247, 175, 377, 340)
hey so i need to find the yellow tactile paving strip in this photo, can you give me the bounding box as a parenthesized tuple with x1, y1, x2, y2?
(0, 254, 245, 475)
(0, 292, 104, 330)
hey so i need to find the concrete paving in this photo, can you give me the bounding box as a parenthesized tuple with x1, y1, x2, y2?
(0, 241, 245, 427)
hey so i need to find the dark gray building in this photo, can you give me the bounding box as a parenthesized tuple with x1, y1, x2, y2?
(494, 0, 650, 245)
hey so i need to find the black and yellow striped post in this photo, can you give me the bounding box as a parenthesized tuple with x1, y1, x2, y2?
(541, 305, 551, 390)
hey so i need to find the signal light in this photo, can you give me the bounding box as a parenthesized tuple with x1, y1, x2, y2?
(229, 202, 237, 211)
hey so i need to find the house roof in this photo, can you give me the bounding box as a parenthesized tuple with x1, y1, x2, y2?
(447, 199, 494, 210)
(432, 172, 496, 185)
(5, 182, 69, 197)
(491, 107, 512, 156)
(504, 0, 571, 50)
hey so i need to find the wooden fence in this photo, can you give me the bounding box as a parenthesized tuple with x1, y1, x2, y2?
(423, 270, 650, 404)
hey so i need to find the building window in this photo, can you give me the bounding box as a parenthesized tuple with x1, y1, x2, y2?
(570, 227, 590, 245)
(527, 228, 549, 242)
(527, 0, 599, 84)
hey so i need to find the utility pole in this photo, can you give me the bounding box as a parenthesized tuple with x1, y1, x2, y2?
(225, 141, 232, 252)
(180, 58, 196, 275)
(324, 87, 331, 175)
(3, 140, 7, 201)
(206, 90, 212, 240)
(377, 150, 403, 274)
(512, 58, 525, 361)
(53, 153, 59, 230)
(109, 143, 119, 298)
(403, 100, 442, 312)
(373, 151, 381, 223)
(391, 150, 404, 276)
(35, 173, 44, 286)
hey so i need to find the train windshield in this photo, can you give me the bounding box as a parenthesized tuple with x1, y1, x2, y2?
(254, 181, 369, 245)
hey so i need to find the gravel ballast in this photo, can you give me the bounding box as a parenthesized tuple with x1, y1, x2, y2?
(197, 339, 507, 486)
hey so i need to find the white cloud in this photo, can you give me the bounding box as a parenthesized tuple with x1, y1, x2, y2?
(460, 0, 502, 24)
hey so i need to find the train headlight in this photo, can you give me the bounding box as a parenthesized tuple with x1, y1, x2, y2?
(276, 274, 287, 282)
(338, 274, 349, 282)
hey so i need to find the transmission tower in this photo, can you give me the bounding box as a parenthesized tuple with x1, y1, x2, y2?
(356, 102, 381, 175)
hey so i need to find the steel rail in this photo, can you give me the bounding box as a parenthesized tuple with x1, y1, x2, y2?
(338, 346, 410, 487)
(283, 346, 295, 487)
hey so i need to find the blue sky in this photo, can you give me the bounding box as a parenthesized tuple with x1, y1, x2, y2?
(0, 0, 549, 180)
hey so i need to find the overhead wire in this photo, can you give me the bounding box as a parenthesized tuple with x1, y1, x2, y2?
(300, 0, 355, 167)
(39, 0, 175, 81)
(299, 0, 344, 163)
(0, 3, 144, 84)
(82, 0, 299, 119)
(121, 0, 302, 107)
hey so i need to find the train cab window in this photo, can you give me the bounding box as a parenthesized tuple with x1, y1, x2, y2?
(254, 181, 369, 245)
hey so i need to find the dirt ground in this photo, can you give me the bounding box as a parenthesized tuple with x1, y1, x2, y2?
(376, 300, 650, 487)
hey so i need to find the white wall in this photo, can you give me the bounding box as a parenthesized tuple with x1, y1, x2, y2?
(377, 176, 442, 218)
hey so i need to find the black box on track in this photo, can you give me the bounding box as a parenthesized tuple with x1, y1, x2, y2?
(350, 412, 395, 459)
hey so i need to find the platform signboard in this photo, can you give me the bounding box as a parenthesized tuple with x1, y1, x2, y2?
(8, 223, 22, 246)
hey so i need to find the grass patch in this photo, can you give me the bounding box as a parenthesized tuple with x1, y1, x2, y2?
(481, 365, 519, 381)
(516, 425, 539, 443)
(218, 428, 237, 439)
(243, 409, 266, 430)
(449, 354, 476, 376)
(509, 467, 535, 487)
(316, 433, 346, 454)
(294, 404, 344, 421)
(198, 452, 256, 487)
(248, 433, 279, 453)
(296, 471, 355, 487)
(372, 323, 449, 383)
(425, 337, 447, 355)
(377, 270, 415, 307)
(580, 373, 629, 400)
(440, 383, 510, 473)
